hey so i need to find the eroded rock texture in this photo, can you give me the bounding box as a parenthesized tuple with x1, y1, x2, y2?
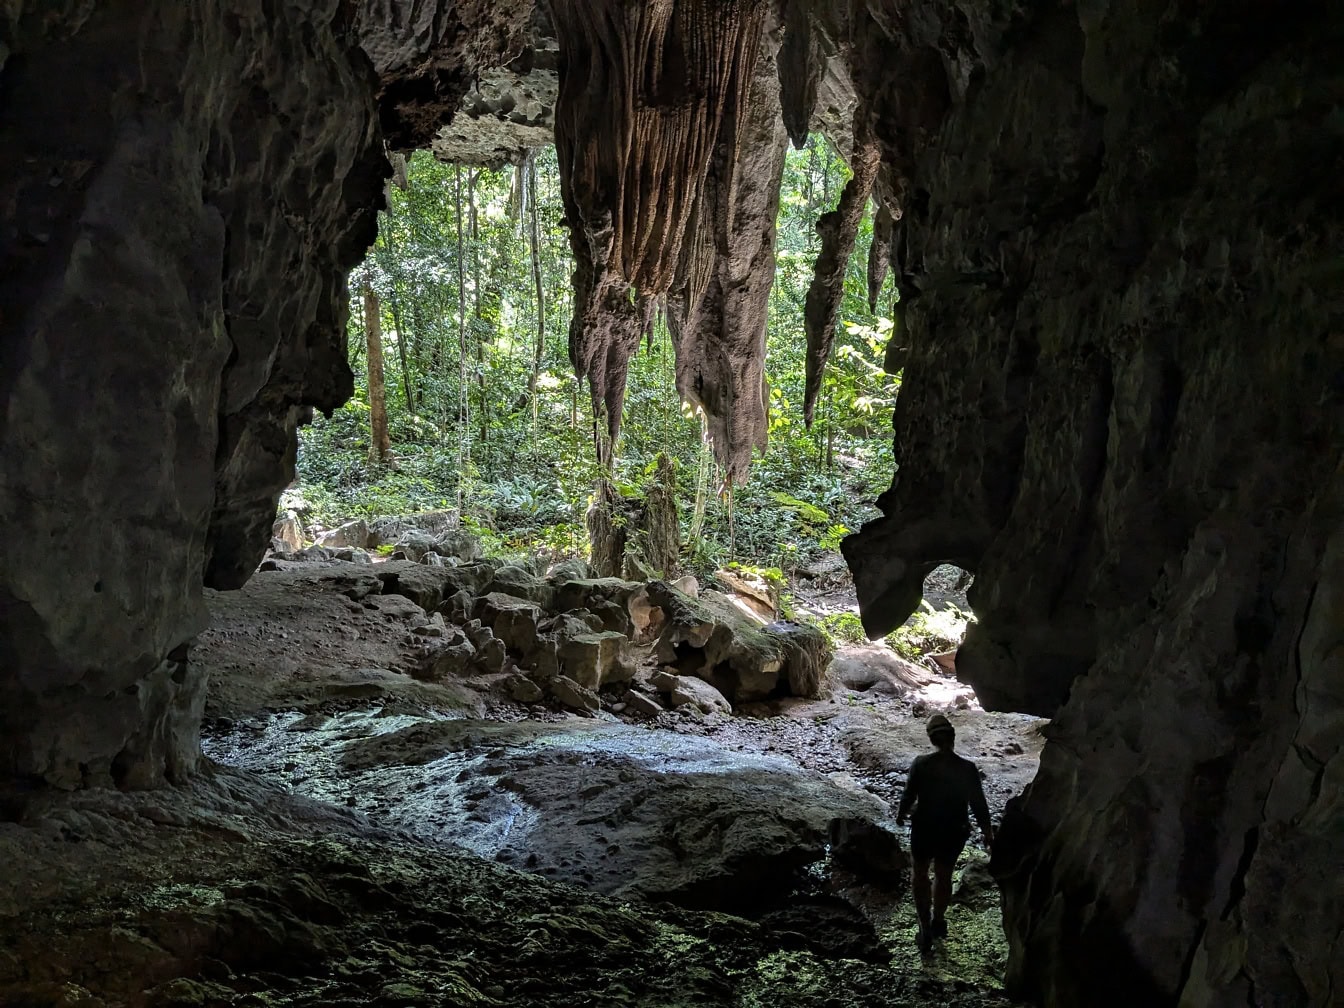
(551, 0, 780, 477)
(838, 2, 1343, 1004)
(0, 1, 528, 788)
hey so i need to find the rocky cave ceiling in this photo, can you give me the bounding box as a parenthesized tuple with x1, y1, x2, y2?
(1, 2, 1340, 1006)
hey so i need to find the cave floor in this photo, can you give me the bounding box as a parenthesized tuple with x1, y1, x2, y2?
(1, 559, 1043, 1007)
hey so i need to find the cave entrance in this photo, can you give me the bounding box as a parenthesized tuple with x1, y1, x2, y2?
(225, 140, 1041, 996)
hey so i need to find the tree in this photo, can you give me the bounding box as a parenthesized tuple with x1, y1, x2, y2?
(362, 281, 392, 464)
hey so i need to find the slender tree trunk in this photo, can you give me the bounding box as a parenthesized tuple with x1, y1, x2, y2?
(454, 164, 470, 512)
(386, 289, 417, 416)
(363, 282, 392, 464)
(526, 153, 546, 422)
(468, 168, 487, 446)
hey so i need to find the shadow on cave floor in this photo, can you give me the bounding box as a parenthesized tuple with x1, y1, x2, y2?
(1, 556, 1042, 1007)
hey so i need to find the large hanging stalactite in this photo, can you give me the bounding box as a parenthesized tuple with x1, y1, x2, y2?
(549, 0, 770, 460)
(666, 12, 790, 485)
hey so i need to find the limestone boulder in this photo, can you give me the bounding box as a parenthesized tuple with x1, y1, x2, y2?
(367, 510, 460, 549)
(473, 593, 545, 657)
(317, 519, 370, 550)
(647, 582, 833, 702)
(271, 511, 305, 552)
(666, 675, 732, 717)
(558, 631, 632, 691)
(546, 675, 600, 716)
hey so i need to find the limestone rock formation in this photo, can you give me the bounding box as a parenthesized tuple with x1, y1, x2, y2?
(830, 3, 1344, 1004)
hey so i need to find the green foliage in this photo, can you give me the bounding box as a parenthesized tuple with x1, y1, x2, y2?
(819, 611, 868, 646)
(296, 138, 902, 570)
(886, 603, 976, 661)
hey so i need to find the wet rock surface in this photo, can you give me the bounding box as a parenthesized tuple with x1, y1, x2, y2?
(0, 558, 1040, 1005)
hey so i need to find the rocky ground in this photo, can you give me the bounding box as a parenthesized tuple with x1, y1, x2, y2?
(1, 540, 1043, 1008)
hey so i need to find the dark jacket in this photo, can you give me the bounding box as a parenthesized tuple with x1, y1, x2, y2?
(897, 748, 991, 836)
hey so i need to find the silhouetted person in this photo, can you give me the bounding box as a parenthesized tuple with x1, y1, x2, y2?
(896, 713, 993, 951)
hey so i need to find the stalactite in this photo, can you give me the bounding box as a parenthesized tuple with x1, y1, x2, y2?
(550, 0, 770, 456)
(802, 129, 880, 426)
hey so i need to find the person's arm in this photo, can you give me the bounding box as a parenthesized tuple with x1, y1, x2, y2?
(968, 764, 993, 842)
(897, 759, 920, 824)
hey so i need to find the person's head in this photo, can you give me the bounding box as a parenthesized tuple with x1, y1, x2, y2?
(927, 713, 955, 750)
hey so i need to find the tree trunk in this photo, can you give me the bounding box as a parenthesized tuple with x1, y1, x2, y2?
(526, 153, 546, 421)
(363, 283, 392, 464)
(387, 288, 417, 416)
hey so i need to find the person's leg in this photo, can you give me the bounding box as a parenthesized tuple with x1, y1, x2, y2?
(911, 855, 933, 948)
(932, 858, 955, 936)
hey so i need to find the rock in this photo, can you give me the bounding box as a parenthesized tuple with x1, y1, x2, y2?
(463, 620, 494, 648)
(671, 575, 699, 598)
(439, 589, 474, 624)
(829, 818, 906, 884)
(432, 529, 481, 562)
(627, 585, 666, 642)
(623, 691, 663, 718)
(392, 531, 438, 562)
(375, 563, 462, 611)
(474, 637, 507, 675)
(505, 674, 543, 704)
(296, 545, 333, 563)
(474, 593, 544, 656)
(367, 510, 459, 548)
(768, 620, 832, 699)
(317, 519, 370, 550)
(421, 551, 447, 567)
(649, 668, 679, 693)
(335, 720, 890, 913)
(647, 582, 829, 703)
(546, 675, 600, 716)
(829, 646, 931, 694)
(715, 567, 778, 622)
(551, 578, 641, 632)
(330, 547, 372, 564)
(668, 675, 732, 716)
(411, 613, 447, 637)
(558, 631, 631, 690)
(423, 640, 476, 680)
(545, 558, 594, 581)
(272, 511, 305, 552)
(484, 566, 554, 608)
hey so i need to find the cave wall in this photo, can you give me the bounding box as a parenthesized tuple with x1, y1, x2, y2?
(0, 0, 528, 789)
(837, 1, 1343, 1003)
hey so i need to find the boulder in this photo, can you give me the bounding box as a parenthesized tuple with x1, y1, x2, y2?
(392, 530, 438, 562)
(647, 582, 832, 702)
(559, 631, 632, 690)
(367, 510, 459, 548)
(545, 558, 595, 582)
(440, 589, 474, 624)
(317, 519, 370, 550)
(474, 593, 544, 656)
(506, 674, 543, 704)
(669, 675, 732, 716)
(330, 547, 372, 564)
(433, 529, 482, 562)
(474, 637, 507, 675)
(627, 585, 666, 642)
(546, 675, 600, 716)
(715, 567, 778, 622)
(485, 566, 554, 608)
(295, 545, 333, 563)
(272, 510, 305, 552)
(623, 691, 664, 718)
(829, 818, 906, 884)
(376, 562, 462, 611)
(419, 640, 476, 680)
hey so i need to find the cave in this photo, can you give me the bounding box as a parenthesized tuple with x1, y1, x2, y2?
(1, 2, 1340, 1007)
